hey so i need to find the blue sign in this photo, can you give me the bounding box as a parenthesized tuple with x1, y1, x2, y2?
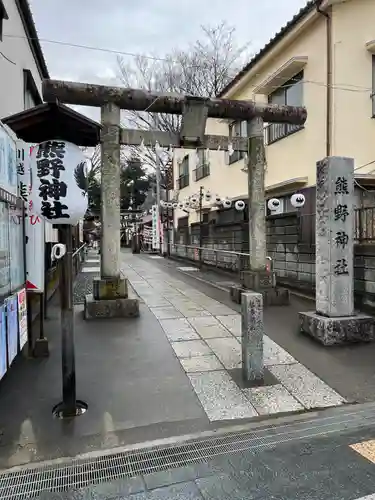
(6, 295, 18, 366)
(0, 305, 6, 381)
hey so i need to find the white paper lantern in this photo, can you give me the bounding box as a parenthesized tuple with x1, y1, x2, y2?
(235, 200, 245, 211)
(178, 202, 184, 209)
(172, 202, 178, 209)
(267, 198, 281, 212)
(167, 202, 173, 208)
(222, 198, 232, 209)
(190, 195, 198, 204)
(205, 191, 212, 202)
(30, 140, 88, 225)
(290, 193, 305, 208)
(184, 199, 190, 207)
(214, 194, 222, 205)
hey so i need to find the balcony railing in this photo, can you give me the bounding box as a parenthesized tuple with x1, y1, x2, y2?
(193, 164, 210, 181)
(176, 174, 189, 190)
(266, 122, 304, 145)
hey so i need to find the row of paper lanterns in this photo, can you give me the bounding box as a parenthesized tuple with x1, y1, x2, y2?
(160, 190, 246, 212)
(160, 192, 306, 213)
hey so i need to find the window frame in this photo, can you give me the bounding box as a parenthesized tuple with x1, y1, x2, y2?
(0, 1, 9, 42)
(266, 71, 304, 145)
(23, 69, 42, 110)
(228, 120, 247, 165)
(177, 155, 190, 190)
(193, 149, 210, 181)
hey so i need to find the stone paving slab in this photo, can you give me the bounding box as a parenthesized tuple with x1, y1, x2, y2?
(180, 355, 224, 373)
(121, 252, 347, 423)
(159, 319, 200, 342)
(269, 363, 346, 409)
(243, 383, 304, 415)
(187, 370, 258, 421)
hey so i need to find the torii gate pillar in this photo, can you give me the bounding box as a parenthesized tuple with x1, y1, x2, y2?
(84, 102, 140, 319)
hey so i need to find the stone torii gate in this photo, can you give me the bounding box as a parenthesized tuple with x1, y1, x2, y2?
(42, 79, 307, 319)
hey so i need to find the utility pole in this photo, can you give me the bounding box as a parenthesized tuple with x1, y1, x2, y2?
(165, 187, 170, 257)
(155, 153, 162, 255)
(198, 185, 204, 269)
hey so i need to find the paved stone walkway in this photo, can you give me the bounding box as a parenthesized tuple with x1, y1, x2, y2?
(73, 249, 100, 304)
(121, 253, 346, 422)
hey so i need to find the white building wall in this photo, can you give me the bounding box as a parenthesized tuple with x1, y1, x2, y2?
(0, 0, 43, 119)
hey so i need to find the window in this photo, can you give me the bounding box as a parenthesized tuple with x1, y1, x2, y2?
(229, 121, 247, 164)
(0, 1, 8, 41)
(266, 71, 304, 144)
(193, 149, 210, 181)
(23, 69, 42, 110)
(177, 155, 189, 189)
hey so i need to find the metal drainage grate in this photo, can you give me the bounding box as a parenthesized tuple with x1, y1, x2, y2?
(1, 405, 374, 500)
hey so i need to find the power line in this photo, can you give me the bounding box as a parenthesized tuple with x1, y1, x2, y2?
(2, 33, 192, 65)
(3, 33, 374, 94)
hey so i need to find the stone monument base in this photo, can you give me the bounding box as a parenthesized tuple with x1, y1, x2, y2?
(240, 270, 277, 290)
(93, 276, 128, 300)
(84, 293, 140, 320)
(33, 337, 50, 358)
(230, 284, 289, 307)
(299, 311, 375, 346)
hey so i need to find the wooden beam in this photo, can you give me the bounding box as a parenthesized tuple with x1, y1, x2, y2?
(42, 79, 307, 125)
(120, 129, 248, 152)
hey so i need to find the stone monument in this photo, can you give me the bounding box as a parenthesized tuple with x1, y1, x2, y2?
(299, 156, 375, 345)
(242, 292, 264, 381)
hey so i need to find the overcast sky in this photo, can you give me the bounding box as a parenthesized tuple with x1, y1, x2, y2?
(29, 0, 309, 121)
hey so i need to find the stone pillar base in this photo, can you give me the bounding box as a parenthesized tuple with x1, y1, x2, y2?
(84, 294, 140, 320)
(33, 338, 50, 357)
(230, 285, 289, 307)
(240, 270, 277, 290)
(299, 311, 375, 346)
(93, 277, 128, 300)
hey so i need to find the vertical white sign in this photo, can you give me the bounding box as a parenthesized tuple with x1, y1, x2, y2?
(79, 219, 84, 242)
(151, 204, 160, 250)
(16, 141, 45, 292)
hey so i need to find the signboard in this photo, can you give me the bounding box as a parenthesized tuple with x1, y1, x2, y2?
(151, 205, 160, 250)
(17, 141, 44, 292)
(78, 219, 83, 242)
(0, 124, 18, 196)
(17, 288, 27, 349)
(30, 140, 88, 225)
(6, 294, 18, 366)
(143, 227, 152, 245)
(0, 305, 6, 381)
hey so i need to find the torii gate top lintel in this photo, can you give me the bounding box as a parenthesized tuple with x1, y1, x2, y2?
(42, 79, 306, 125)
(42, 79, 307, 151)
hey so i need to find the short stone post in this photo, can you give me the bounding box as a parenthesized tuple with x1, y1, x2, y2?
(84, 102, 139, 319)
(241, 292, 264, 381)
(299, 156, 374, 344)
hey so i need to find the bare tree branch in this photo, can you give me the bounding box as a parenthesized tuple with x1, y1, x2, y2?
(117, 21, 251, 178)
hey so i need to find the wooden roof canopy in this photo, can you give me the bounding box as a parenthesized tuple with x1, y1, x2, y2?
(2, 102, 101, 147)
